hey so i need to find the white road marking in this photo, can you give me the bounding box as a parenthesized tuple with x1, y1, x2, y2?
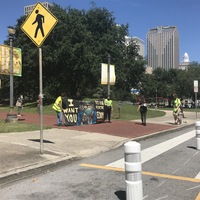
(157, 180, 166, 187)
(155, 195, 168, 200)
(196, 172, 200, 179)
(172, 168, 180, 174)
(184, 159, 191, 165)
(193, 152, 199, 157)
(187, 185, 200, 191)
(192, 152, 200, 179)
(107, 130, 195, 169)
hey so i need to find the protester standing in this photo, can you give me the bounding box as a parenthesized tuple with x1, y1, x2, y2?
(52, 92, 66, 126)
(16, 95, 23, 116)
(137, 96, 148, 126)
(103, 95, 113, 123)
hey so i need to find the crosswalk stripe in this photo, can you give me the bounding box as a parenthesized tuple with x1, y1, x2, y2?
(196, 172, 200, 179)
(106, 130, 195, 169)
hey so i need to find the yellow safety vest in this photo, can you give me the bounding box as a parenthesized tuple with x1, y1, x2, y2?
(104, 99, 112, 107)
(173, 98, 180, 112)
(52, 96, 62, 112)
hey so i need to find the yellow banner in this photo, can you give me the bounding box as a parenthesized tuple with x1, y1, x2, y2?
(101, 63, 116, 85)
(0, 44, 22, 76)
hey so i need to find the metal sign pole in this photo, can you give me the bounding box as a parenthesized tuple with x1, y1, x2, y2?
(107, 54, 111, 96)
(21, 2, 58, 155)
(39, 48, 43, 154)
(195, 92, 197, 119)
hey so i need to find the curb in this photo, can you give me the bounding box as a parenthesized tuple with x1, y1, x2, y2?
(0, 155, 79, 188)
(134, 122, 195, 142)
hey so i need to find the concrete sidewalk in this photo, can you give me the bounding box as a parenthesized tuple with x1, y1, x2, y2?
(0, 110, 198, 186)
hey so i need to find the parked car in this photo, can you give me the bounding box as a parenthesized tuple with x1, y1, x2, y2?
(182, 99, 194, 108)
(149, 102, 157, 107)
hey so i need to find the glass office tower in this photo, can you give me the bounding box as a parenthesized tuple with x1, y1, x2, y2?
(146, 26, 179, 70)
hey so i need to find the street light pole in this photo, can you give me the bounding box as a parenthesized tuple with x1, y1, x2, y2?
(107, 54, 111, 96)
(156, 89, 158, 109)
(6, 28, 17, 123)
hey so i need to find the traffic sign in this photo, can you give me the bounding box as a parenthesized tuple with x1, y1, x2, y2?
(21, 2, 58, 47)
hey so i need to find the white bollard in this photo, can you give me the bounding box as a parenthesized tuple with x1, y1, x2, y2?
(124, 141, 143, 200)
(195, 121, 200, 150)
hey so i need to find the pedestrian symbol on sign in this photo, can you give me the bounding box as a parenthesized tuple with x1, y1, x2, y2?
(32, 10, 45, 38)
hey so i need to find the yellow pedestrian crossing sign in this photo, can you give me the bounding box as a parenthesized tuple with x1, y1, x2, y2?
(21, 2, 58, 47)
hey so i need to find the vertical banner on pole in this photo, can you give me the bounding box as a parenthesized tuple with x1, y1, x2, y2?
(194, 80, 198, 93)
(101, 63, 116, 85)
(0, 45, 22, 76)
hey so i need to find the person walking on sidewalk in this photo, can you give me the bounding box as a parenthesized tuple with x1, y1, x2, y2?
(52, 92, 66, 126)
(173, 94, 182, 125)
(103, 95, 113, 123)
(179, 98, 185, 118)
(16, 95, 24, 116)
(137, 96, 148, 126)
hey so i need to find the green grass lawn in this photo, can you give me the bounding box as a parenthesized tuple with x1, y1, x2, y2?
(0, 100, 167, 133)
(0, 120, 48, 133)
(112, 101, 166, 120)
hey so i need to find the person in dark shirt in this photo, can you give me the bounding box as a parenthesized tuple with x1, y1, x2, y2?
(137, 96, 147, 126)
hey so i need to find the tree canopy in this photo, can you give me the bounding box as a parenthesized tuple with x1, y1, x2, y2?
(1, 3, 199, 103)
(140, 63, 200, 102)
(0, 3, 145, 101)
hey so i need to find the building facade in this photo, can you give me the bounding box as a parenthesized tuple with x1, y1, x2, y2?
(125, 36, 144, 58)
(24, 2, 52, 15)
(146, 26, 179, 70)
(179, 52, 190, 70)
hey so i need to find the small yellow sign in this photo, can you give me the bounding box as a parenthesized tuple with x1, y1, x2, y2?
(21, 2, 58, 47)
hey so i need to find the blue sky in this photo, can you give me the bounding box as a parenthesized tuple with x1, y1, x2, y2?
(1, 0, 200, 63)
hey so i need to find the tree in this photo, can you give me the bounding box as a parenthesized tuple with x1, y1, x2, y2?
(0, 3, 145, 101)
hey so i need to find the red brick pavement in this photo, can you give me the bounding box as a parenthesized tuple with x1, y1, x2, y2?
(0, 111, 175, 138)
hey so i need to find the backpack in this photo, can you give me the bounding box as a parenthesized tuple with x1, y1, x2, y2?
(140, 105, 147, 112)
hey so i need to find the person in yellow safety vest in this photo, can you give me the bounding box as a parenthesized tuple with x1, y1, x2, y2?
(173, 94, 182, 125)
(52, 92, 66, 126)
(103, 95, 113, 123)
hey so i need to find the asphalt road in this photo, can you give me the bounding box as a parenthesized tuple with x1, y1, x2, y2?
(0, 126, 199, 200)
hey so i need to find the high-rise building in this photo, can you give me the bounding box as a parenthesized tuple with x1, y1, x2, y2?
(146, 26, 179, 70)
(125, 36, 144, 58)
(24, 2, 52, 15)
